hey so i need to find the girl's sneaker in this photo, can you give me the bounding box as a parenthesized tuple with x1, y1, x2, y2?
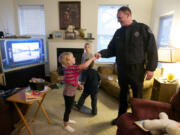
(68, 119, 76, 124)
(64, 125, 75, 133)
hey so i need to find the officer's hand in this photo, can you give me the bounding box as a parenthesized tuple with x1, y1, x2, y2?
(145, 71, 154, 80)
(95, 53, 101, 59)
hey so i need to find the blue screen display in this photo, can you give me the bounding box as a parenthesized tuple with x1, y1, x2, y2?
(12, 42, 40, 62)
(0, 39, 44, 70)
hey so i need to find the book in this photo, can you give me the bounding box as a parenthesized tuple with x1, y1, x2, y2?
(134, 120, 149, 132)
(25, 87, 41, 101)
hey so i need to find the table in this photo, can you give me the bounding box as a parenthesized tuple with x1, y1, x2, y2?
(151, 78, 178, 103)
(6, 86, 51, 135)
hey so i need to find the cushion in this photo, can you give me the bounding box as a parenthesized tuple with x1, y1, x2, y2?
(169, 88, 180, 121)
(130, 98, 170, 120)
(117, 113, 148, 135)
(100, 74, 118, 80)
(143, 80, 153, 89)
(170, 88, 180, 111)
(98, 66, 114, 74)
(100, 79, 120, 98)
(113, 63, 118, 74)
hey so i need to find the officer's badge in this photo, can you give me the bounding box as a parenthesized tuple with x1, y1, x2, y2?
(134, 31, 140, 37)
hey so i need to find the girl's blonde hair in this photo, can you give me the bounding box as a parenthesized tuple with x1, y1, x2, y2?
(59, 52, 72, 67)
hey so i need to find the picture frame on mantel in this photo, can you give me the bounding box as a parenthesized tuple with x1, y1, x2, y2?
(53, 30, 64, 39)
(59, 1, 81, 30)
(65, 31, 76, 39)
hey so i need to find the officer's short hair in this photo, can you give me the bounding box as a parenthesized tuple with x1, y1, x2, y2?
(118, 6, 131, 15)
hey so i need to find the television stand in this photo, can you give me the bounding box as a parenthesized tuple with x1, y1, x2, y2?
(1, 64, 45, 89)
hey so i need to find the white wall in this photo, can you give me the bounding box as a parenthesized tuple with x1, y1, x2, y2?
(151, 0, 180, 79)
(0, 0, 17, 35)
(0, 0, 154, 54)
(151, 0, 180, 48)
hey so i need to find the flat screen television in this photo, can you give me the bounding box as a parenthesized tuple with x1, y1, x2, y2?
(0, 39, 45, 71)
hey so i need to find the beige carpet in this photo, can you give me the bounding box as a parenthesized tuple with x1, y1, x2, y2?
(12, 87, 121, 135)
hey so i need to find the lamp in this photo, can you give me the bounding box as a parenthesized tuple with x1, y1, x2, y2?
(158, 47, 180, 63)
(158, 47, 180, 80)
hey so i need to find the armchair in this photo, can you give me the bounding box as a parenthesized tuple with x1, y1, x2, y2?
(116, 88, 180, 135)
(98, 64, 162, 99)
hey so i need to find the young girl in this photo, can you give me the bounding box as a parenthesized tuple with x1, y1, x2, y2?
(59, 52, 96, 132)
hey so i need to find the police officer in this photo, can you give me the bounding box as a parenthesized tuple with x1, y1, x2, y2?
(95, 6, 158, 125)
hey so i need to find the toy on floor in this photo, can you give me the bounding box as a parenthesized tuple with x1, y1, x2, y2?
(143, 112, 180, 135)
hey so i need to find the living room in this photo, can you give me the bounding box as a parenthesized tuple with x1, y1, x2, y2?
(1, 0, 180, 74)
(1, 0, 180, 135)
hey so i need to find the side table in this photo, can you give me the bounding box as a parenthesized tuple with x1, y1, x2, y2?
(151, 78, 178, 103)
(6, 86, 51, 135)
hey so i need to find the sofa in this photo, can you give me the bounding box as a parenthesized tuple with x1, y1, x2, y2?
(97, 64, 161, 99)
(116, 88, 180, 135)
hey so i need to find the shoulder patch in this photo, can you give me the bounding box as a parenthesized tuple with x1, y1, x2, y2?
(134, 31, 140, 37)
(148, 28, 153, 34)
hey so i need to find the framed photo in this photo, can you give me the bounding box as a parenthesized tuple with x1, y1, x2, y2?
(59, 1, 81, 29)
(65, 32, 76, 39)
(53, 30, 64, 39)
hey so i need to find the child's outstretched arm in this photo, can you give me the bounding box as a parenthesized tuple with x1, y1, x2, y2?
(79, 56, 96, 70)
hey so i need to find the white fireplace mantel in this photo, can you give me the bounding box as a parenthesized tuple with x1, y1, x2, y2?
(48, 39, 93, 72)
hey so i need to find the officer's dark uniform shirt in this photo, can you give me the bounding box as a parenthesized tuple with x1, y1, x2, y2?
(99, 20, 158, 72)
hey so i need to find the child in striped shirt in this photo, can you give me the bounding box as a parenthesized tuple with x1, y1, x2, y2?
(59, 52, 96, 133)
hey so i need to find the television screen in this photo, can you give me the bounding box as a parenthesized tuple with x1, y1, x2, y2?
(0, 39, 44, 71)
(12, 42, 40, 62)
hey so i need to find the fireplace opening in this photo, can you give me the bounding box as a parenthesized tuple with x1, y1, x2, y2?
(57, 48, 84, 75)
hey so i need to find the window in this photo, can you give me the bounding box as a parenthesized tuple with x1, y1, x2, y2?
(18, 5, 45, 35)
(157, 14, 173, 47)
(97, 5, 122, 63)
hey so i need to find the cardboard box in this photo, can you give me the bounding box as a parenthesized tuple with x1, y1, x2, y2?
(50, 71, 63, 83)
